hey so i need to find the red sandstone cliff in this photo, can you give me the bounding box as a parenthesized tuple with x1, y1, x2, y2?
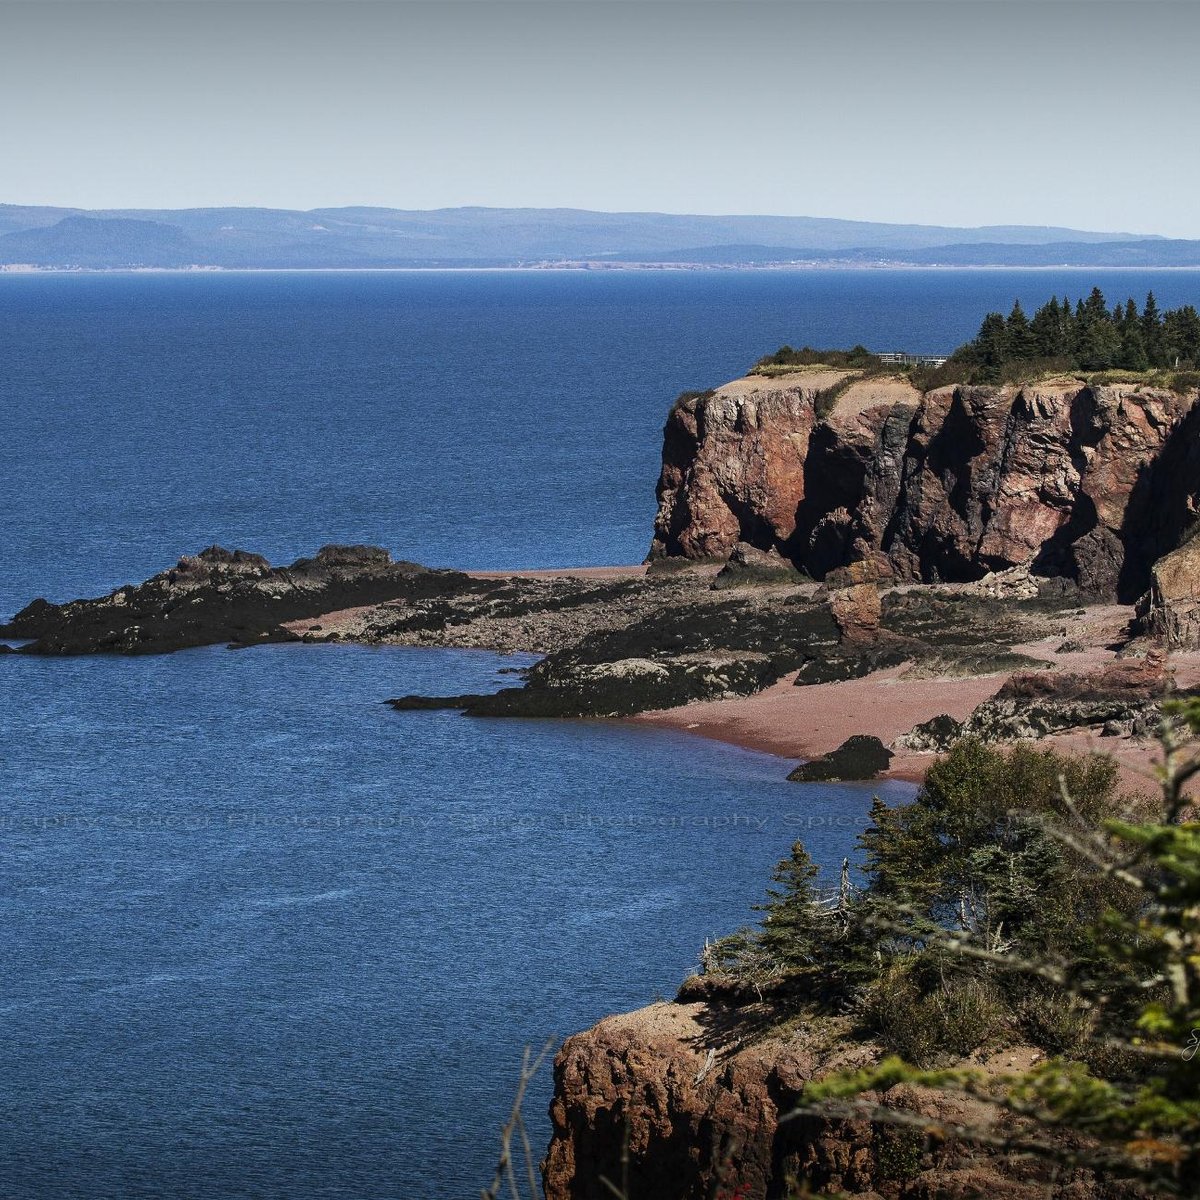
(651, 370, 1200, 602)
(543, 1000, 1122, 1200)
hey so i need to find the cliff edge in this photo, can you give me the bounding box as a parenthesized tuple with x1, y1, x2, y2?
(543, 999, 1112, 1200)
(651, 369, 1200, 602)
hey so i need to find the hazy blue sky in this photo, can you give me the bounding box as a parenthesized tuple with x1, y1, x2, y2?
(2, 1, 1198, 235)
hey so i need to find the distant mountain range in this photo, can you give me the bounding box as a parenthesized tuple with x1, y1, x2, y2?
(1, 205, 1198, 269)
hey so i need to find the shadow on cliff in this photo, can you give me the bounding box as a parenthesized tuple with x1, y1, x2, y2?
(788, 392, 994, 583)
(786, 383, 1200, 599)
(785, 422, 877, 575)
(1111, 400, 1200, 601)
(1028, 387, 1113, 593)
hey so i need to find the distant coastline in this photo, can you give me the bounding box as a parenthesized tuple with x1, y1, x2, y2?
(8, 262, 1200, 275)
(3, 204, 1199, 271)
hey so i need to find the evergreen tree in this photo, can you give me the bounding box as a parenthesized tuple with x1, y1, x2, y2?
(1077, 314, 1122, 370)
(972, 312, 1009, 380)
(754, 840, 825, 971)
(1165, 304, 1200, 365)
(1030, 296, 1064, 357)
(1083, 286, 1110, 323)
(1142, 291, 1166, 366)
(1119, 322, 1150, 371)
(1059, 297, 1077, 354)
(1004, 300, 1038, 359)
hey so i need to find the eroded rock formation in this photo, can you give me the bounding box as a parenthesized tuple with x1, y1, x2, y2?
(651, 372, 1200, 601)
(1140, 533, 1200, 647)
(543, 1000, 1111, 1200)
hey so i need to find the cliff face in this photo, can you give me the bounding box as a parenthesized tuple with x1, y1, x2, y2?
(651, 372, 1200, 601)
(543, 1000, 1109, 1200)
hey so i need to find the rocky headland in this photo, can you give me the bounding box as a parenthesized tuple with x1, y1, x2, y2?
(651, 369, 1200, 601)
(7, 368, 1200, 781)
(9, 361, 1200, 1198)
(543, 1001, 1117, 1200)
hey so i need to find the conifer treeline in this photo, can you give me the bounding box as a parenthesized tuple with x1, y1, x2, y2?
(958, 287, 1200, 379)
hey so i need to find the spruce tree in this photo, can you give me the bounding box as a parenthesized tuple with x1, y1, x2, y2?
(973, 312, 1010, 380)
(1165, 304, 1200, 365)
(1084, 286, 1109, 322)
(1142, 291, 1166, 366)
(1005, 300, 1037, 360)
(1119, 323, 1150, 371)
(1030, 297, 1063, 357)
(754, 840, 825, 971)
(1059, 297, 1076, 355)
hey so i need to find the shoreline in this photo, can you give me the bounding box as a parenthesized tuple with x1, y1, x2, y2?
(629, 667, 1166, 796)
(8, 546, 1182, 800)
(454, 568, 1181, 796)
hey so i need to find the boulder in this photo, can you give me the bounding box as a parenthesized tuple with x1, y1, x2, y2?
(712, 541, 804, 589)
(829, 583, 882, 643)
(788, 734, 893, 782)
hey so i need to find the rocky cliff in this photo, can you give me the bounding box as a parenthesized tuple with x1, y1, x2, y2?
(543, 1000, 1113, 1200)
(651, 370, 1200, 602)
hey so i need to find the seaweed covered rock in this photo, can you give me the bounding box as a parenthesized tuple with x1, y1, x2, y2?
(712, 542, 806, 589)
(0, 544, 474, 655)
(392, 596, 845, 718)
(787, 735, 893, 782)
(895, 713, 965, 752)
(898, 658, 1173, 750)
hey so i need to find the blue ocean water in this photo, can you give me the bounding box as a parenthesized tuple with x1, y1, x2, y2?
(1, 269, 1197, 1199)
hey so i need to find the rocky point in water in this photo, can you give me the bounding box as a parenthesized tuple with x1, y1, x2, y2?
(8, 368, 1197, 766)
(0, 544, 486, 655)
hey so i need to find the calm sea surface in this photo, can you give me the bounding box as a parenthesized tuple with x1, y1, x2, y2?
(1, 269, 1196, 1198)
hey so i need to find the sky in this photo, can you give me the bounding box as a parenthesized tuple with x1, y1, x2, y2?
(2, 0, 1198, 236)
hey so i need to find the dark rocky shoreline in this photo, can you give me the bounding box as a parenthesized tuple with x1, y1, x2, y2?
(0, 544, 485, 655)
(4, 536, 1178, 786)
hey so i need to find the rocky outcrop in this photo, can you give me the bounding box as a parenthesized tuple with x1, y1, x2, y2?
(1140, 533, 1200, 647)
(651, 372, 1200, 601)
(390, 585, 1075, 720)
(543, 1000, 1113, 1200)
(0, 544, 480, 654)
(897, 656, 1173, 750)
(391, 592, 847, 717)
(787, 734, 892, 782)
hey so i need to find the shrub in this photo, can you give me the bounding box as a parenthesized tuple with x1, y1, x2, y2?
(858, 964, 1008, 1066)
(1015, 984, 1094, 1055)
(874, 1126, 927, 1182)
